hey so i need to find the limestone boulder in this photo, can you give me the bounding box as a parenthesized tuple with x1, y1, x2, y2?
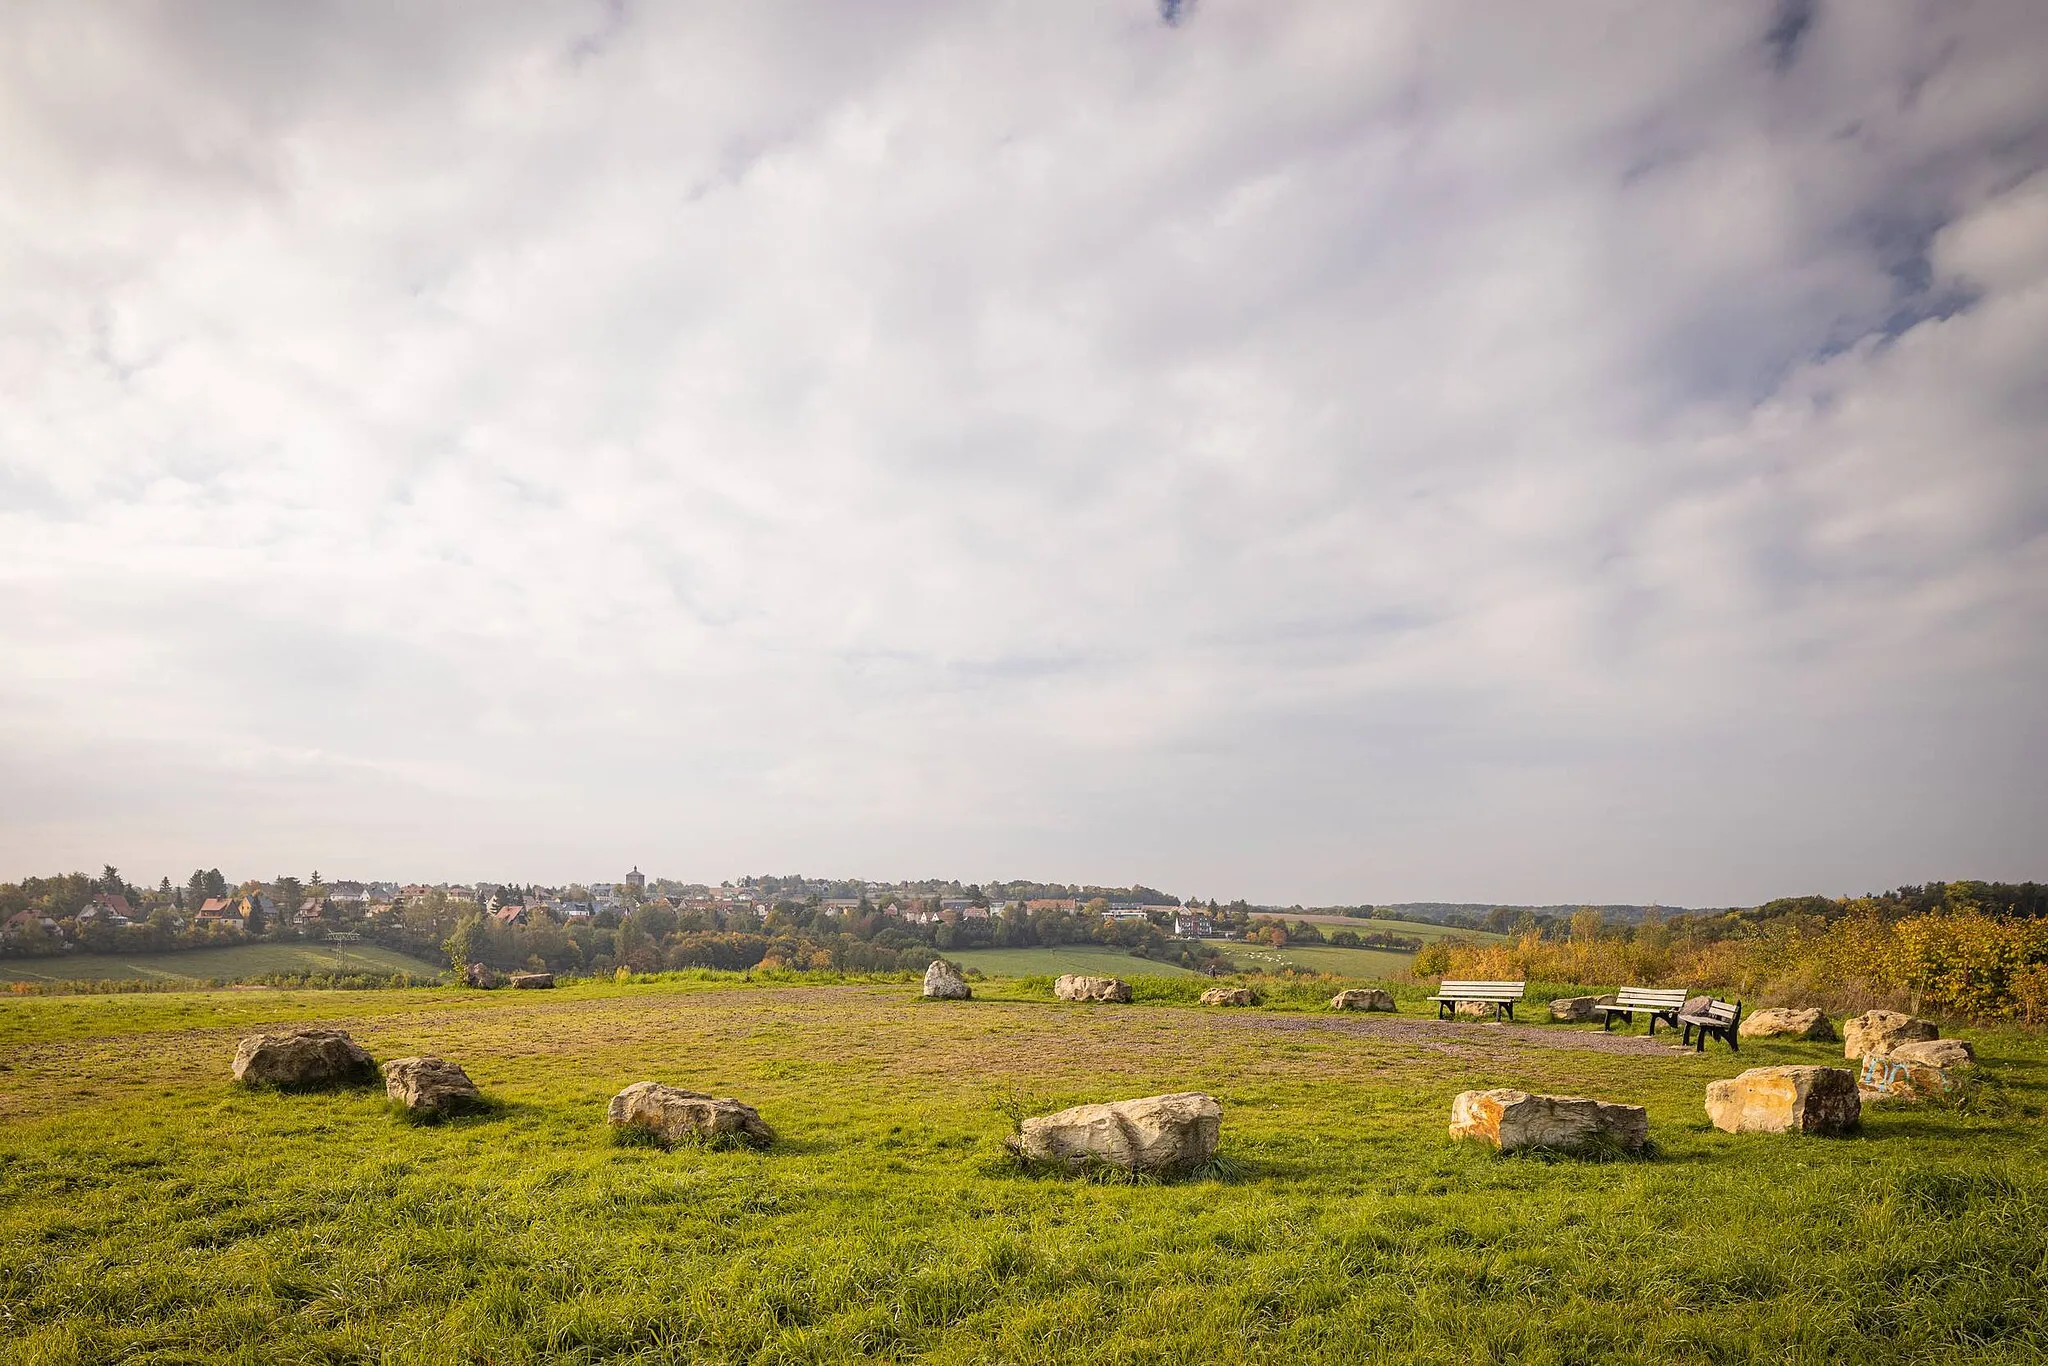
(1705, 1065, 1860, 1135)
(383, 1056, 483, 1116)
(1869, 1038, 1977, 1100)
(1739, 1007, 1837, 1042)
(232, 1028, 378, 1089)
(1548, 993, 1617, 1023)
(1888, 1038, 1974, 1070)
(1054, 974, 1132, 1003)
(1329, 988, 1395, 1012)
(463, 962, 503, 989)
(1015, 1092, 1221, 1175)
(1844, 1010, 1938, 1059)
(1448, 1088, 1648, 1154)
(1455, 1000, 1501, 1019)
(607, 1081, 775, 1149)
(509, 972, 555, 989)
(1200, 986, 1255, 1006)
(923, 959, 972, 1000)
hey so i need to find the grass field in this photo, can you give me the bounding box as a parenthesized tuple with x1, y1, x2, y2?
(1283, 914, 1509, 942)
(948, 939, 1423, 982)
(945, 945, 1206, 978)
(3, 977, 2044, 1363)
(1214, 941, 1418, 978)
(0, 941, 442, 985)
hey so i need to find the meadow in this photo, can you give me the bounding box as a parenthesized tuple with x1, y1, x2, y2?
(1281, 915, 1511, 943)
(1212, 942, 1418, 978)
(2, 975, 2044, 1364)
(949, 938, 1441, 982)
(943, 944, 1205, 978)
(0, 942, 440, 986)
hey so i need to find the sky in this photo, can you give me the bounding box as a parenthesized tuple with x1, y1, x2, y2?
(2, 1, 2045, 907)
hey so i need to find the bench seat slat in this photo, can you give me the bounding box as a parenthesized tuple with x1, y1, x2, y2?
(1612, 987, 1688, 1007)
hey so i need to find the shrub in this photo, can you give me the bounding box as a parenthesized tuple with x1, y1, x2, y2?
(1427, 911, 2048, 1022)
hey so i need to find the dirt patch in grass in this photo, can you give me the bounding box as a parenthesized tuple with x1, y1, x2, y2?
(1210, 1010, 1683, 1056)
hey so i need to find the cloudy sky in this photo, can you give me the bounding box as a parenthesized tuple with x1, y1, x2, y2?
(2, 2, 2044, 906)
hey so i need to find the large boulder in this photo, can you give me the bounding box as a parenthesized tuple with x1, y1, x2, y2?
(1015, 1092, 1221, 1175)
(383, 1056, 483, 1116)
(463, 962, 503, 989)
(1705, 1066, 1860, 1135)
(1739, 1007, 1838, 1042)
(1200, 986, 1255, 1006)
(1844, 1010, 1938, 1059)
(1867, 1038, 1977, 1100)
(607, 1081, 775, 1149)
(1329, 988, 1395, 1012)
(509, 972, 554, 989)
(923, 959, 972, 1000)
(232, 1028, 378, 1089)
(1448, 1088, 1648, 1154)
(1548, 993, 1617, 1023)
(1454, 1000, 1500, 1019)
(1888, 1037, 1974, 1070)
(1054, 974, 1132, 1003)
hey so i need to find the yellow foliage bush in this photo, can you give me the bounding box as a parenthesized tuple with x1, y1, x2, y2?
(1428, 911, 2048, 1022)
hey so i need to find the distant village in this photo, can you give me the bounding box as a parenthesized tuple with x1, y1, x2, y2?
(1, 868, 1270, 968)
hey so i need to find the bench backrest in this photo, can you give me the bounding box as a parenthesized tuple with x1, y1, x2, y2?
(1693, 998, 1739, 1024)
(1438, 980, 1526, 1001)
(1614, 986, 1689, 1009)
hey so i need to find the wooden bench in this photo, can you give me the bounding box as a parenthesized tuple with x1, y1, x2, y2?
(1677, 997, 1743, 1052)
(1428, 980, 1526, 1022)
(1596, 986, 1690, 1036)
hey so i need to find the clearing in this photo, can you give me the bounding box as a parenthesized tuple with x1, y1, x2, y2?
(0, 941, 441, 984)
(1, 977, 2042, 1363)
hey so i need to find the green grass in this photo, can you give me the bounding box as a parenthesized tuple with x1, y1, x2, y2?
(945, 945, 1207, 978)
(0, 941, 442, 984)
(1288, 915, 1509, 943)
(2, 977, 2044, 1363)
(1214, 941, 1418, 978)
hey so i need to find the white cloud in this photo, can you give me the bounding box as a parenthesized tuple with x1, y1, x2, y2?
(1, 0, 2044, 903)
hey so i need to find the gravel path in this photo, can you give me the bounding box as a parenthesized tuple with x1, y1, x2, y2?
(1195, 1008, 1688, 1056)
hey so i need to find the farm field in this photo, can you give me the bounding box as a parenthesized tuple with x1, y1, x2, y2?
(0, 941, 441, 985)
(1280, 914, 1509, 942)
(944, 944, 1206, 978)
(3, 978, 2043, 1363)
